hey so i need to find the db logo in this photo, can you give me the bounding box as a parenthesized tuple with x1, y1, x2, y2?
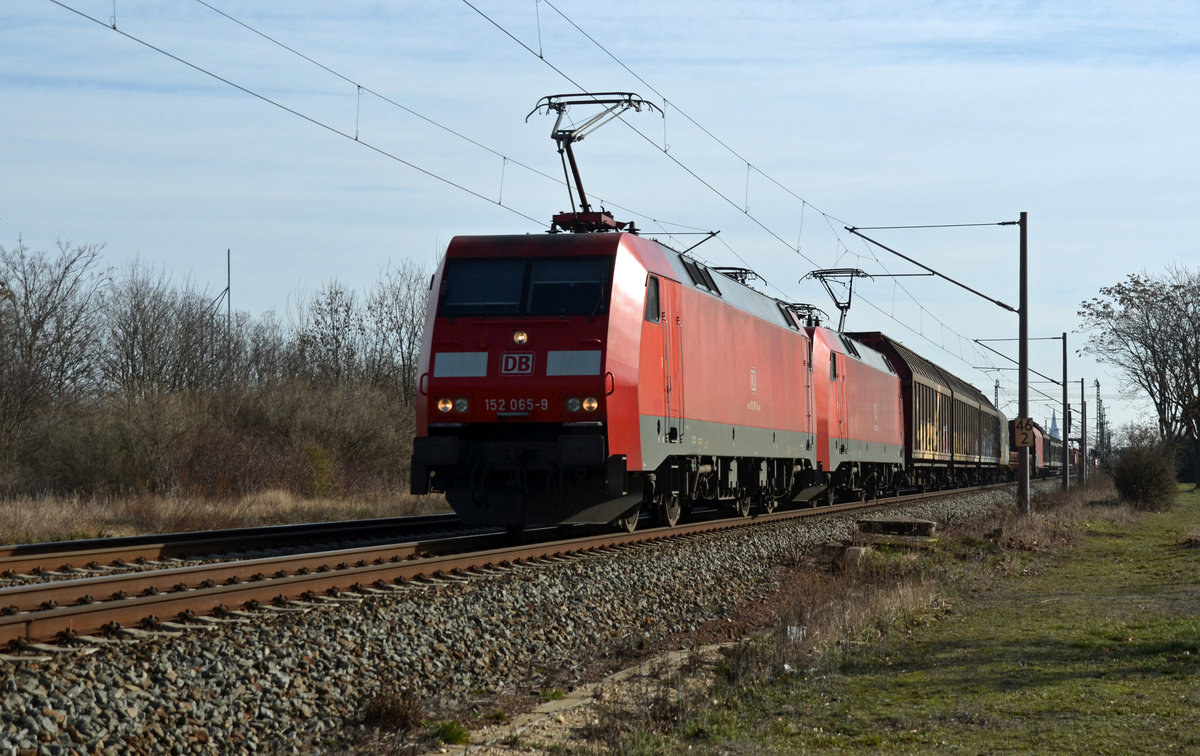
(500, 352, 534, 375)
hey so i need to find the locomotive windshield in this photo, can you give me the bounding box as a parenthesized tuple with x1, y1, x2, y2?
(438, 255, 613, 317)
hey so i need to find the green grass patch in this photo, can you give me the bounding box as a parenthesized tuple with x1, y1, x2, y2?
(593, 483, 1200, 754)
(430, 719, 470, 745)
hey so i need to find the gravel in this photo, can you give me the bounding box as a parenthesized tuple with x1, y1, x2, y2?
(0, 486, 1023, 753)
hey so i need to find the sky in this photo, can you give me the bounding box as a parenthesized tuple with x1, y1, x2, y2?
(3, 0, 1199, 441)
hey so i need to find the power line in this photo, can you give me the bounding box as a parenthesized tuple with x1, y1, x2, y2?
(480, 0, 1009, 376)
(187, 0, 706, 234)
(49, 0, 710, 236)
(54, 0, 1015, 381)
(48, 0, 550, 226)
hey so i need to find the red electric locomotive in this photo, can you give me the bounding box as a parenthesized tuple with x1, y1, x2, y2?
(806, 327, 905, 502)
(411, 229, 829, 529)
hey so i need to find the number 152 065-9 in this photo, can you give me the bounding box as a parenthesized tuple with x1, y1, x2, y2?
(484, 397, 549, 412)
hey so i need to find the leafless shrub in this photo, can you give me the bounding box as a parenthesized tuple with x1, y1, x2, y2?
(1, 244, 429, 501)
(362, 683, 424, 732)
(0, 238, 107, 466)
(1113, 442, 1179, 511)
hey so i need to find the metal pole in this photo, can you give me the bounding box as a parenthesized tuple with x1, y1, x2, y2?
(1062, 332, 1069, 489)
(1081, 380, 1088, 485)
(1018, 212, 1030, 514)
(1070, 403, 1080, 480)
(226, 248, 232, 380)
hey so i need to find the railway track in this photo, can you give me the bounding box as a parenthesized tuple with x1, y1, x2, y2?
(0, 485, 1011, 650)
(0, 512, 474, 580)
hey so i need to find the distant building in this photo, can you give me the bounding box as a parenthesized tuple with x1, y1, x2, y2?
(1049, 409, 1059, 440)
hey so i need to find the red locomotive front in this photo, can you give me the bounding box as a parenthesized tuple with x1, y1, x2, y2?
(411, 232, 656, 527)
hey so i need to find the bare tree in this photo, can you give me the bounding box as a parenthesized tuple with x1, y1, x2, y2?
(1079, 265, 1200, 483)
(99, 260, 178, 399)
(100, 261, 234, 397)
(291, 281, 364, 385)
(0, 239, 108, 458)
(362, 261, 429, 402)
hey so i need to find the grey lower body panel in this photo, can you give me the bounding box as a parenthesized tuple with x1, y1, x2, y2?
(828, 438, 905, 471)
(638, 414, 818, 471)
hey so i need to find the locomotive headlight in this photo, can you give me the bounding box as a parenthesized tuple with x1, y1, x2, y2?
(582, 396, 599, 412)
(436, 398, 454, 413)
(454, 398, 469, 413)
(566, 397, 582, 413)
(512, 330, 529, 345)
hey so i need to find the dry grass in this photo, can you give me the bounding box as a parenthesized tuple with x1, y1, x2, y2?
(547, 476, 1180, 754)
(958, 475, 1130, 554)
(0, 490, 450, 544)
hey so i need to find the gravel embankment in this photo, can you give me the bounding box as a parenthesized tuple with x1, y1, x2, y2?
(1, 487, 1021, 753)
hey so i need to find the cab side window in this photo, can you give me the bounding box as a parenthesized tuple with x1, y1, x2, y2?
(645, 276, 661, 323)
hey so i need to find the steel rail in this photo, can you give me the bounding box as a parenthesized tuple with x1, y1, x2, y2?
(1, 484, 1014, 648)
(0, 513, 464, 576)
(0, 529, 525, 614)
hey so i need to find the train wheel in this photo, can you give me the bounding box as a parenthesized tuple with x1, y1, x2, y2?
(761, 496, 779, 515)
(732, 496, 751, 518)
(614, 506, 640, 533)
(655, 493, 681, 527)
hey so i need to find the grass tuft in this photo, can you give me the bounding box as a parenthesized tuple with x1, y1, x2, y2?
(360, 684, 423, 732)
(429, 720, 470, 745)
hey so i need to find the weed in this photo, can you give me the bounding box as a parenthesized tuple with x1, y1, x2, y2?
(539, 688, 566, 703)
(361, 684, 423, 732)
(429, 720, 470, 745)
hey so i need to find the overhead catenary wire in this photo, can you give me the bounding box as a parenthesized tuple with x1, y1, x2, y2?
(187, 0, 708, 234)
(49, 0, 709, 237)
(47, 0, 548, 226)
(52, 1, 1036, 385)
(459, 0, 824, 299)
(470, 0, 1013, 378)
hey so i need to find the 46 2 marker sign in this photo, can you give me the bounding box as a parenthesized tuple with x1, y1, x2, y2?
(1013, 417, 1036, 448)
